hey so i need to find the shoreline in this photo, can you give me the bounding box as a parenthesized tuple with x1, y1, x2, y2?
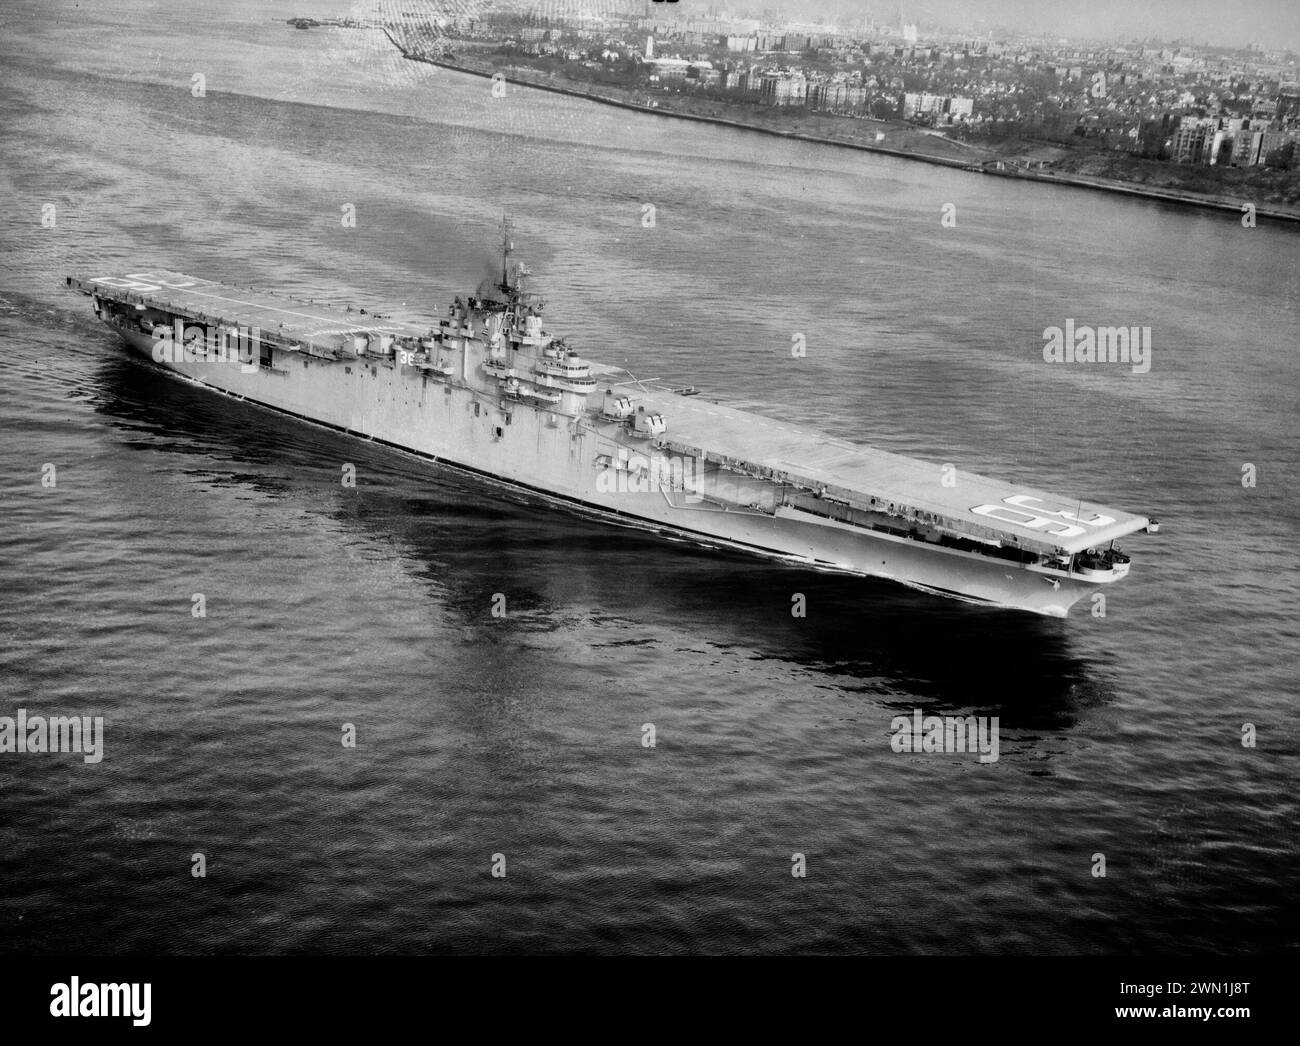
(390, 38, 1300, 226)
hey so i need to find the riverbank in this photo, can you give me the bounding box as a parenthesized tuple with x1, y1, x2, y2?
(390, 37, 981, 173)
(387, 36, 1300, 225)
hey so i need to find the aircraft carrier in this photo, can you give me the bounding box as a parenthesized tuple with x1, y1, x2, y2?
(66, 224, 1155, 616)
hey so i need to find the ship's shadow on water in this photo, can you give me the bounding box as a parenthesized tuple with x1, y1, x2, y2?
(88, 352, 1110, 725)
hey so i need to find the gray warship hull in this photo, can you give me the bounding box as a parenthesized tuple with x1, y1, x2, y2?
(67, 264, 1153, 617)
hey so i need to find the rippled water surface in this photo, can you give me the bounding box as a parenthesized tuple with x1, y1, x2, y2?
(1, 0, 1297, 954)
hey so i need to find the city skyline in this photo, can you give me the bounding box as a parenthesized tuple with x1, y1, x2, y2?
(688, 0, 1300, 54)
(303, 0, 1300, 55)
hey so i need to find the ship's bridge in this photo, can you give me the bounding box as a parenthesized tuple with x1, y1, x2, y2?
(632, 386, 1149, 556)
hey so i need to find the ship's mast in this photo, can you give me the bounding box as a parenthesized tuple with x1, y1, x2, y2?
(500, 216, 515, 297)
(494, 215, 542, 327)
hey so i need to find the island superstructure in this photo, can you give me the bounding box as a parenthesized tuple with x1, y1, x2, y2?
(66, 224, 1154, 616)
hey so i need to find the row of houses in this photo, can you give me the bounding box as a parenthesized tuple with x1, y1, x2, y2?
(646, 60, 874, 111)
(1171, 117, 1298, 165)
(902, 92, 975, 122)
